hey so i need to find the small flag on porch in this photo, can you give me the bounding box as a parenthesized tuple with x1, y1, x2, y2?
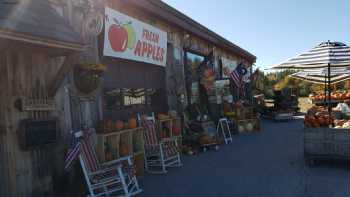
(64, 134, 81, 171)
(230, 63, 247, 98)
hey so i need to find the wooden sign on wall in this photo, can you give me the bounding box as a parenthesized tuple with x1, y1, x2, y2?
(20, 98, 56, 111)
(18, 119, 57, 150)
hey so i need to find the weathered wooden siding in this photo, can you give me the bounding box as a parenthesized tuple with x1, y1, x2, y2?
(0, 51, 10, 197)
(0, 47, 72, 197)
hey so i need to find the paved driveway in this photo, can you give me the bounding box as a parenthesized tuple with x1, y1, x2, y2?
(138, 118, 350, 197)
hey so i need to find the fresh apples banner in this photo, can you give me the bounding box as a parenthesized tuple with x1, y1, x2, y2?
(104, 7, 167, 66)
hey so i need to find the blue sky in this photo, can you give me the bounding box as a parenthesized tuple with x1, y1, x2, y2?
(163, 0, 350, 71)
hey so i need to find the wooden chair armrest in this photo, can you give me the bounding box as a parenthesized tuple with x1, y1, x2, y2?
(89, 164, 122, 177)
(101, 155, 133, 168)
(144, 144, 160, 147)
(160, 137, 177, 143)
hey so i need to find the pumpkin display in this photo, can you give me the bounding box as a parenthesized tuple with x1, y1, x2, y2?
(304, 105, 337, 127)
(311, 91, 350, 102)
(119, 144, 129, 157)
(128, 118, 137, 129)
(115, 120, 124, 130)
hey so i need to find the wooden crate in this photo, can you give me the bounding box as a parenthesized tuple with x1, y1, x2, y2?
(157, 117, 182, 140)
(233, 107, 256, 120)
(134, 153, 145, 176)
(96, 127, 145, 163)
(132, 128, 144, 155)
(235, 118, 260, 133)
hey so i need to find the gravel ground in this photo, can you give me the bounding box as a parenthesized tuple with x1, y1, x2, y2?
(138, 118, 350, 197)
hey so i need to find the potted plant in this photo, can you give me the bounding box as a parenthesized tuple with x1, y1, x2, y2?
(74, 63, 107, 94)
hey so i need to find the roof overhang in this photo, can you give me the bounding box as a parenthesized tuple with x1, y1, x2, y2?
(0, 0, 86, 53)
(0, 28, 86, 52)
(126, 0, 256, 64)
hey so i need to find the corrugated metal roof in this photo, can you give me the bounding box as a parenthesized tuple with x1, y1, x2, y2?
(0, 0, 83, 45)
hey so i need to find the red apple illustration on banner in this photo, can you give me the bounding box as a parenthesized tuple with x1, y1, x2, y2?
(108, 18, 136, 52)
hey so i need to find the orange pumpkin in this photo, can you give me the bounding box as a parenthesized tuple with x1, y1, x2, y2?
(115, 120, 124, 130)
(105, 152, 113, 161)
(341, 93, 347, 100)
(119, 144, 129, 156)
(105, 120, 114, 132)
(128, 118, 137, 129)
(317, 117, 325, 126)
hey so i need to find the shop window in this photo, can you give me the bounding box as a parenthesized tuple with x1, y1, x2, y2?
(186, 52, 205, 81)
(104, 88, 156, 110)
(185, 51, 205, 104)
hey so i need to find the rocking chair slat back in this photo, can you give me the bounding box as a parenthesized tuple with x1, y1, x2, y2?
(80, 139, 99, 173)
(143, 120, 158, 146)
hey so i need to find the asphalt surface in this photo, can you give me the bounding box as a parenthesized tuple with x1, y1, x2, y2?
(138, 118, 350, 197)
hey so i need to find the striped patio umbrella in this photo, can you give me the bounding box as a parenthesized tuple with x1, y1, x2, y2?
(289, 67, 350, 84)
(272, 41, 350, 115)
(273, 41, 350, 69)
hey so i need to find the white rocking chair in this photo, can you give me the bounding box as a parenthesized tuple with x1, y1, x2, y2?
(140, 116, 182, 174)
(78, 132, 142, 197)
(217, 118, 233, 144)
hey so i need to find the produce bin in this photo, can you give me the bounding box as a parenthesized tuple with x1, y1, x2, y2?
(304, 127, 350, 162)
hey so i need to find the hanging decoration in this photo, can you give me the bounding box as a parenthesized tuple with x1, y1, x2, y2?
(200, 68, 215, 91)
(74, 63, 107, 94)
(83, 11, 104, 36)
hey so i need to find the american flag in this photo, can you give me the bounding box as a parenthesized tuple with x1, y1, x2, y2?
(230, 63, 247, 98)
(64, 133, 81, 171)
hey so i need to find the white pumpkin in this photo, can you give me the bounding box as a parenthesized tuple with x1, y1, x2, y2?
(343, 122, 350, 128)
(238, 125, 245, 133)
(246, 122, 254, 132)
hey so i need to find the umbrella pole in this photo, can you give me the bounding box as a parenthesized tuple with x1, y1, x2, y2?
(324, 74, 327, 105)
(328, 63, 331, 125)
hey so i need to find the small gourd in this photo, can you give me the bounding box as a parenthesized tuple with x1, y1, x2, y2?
(128, 118, 137, 129)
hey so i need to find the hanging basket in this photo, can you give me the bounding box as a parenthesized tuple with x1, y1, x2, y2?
(73, 64, 106, 94)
